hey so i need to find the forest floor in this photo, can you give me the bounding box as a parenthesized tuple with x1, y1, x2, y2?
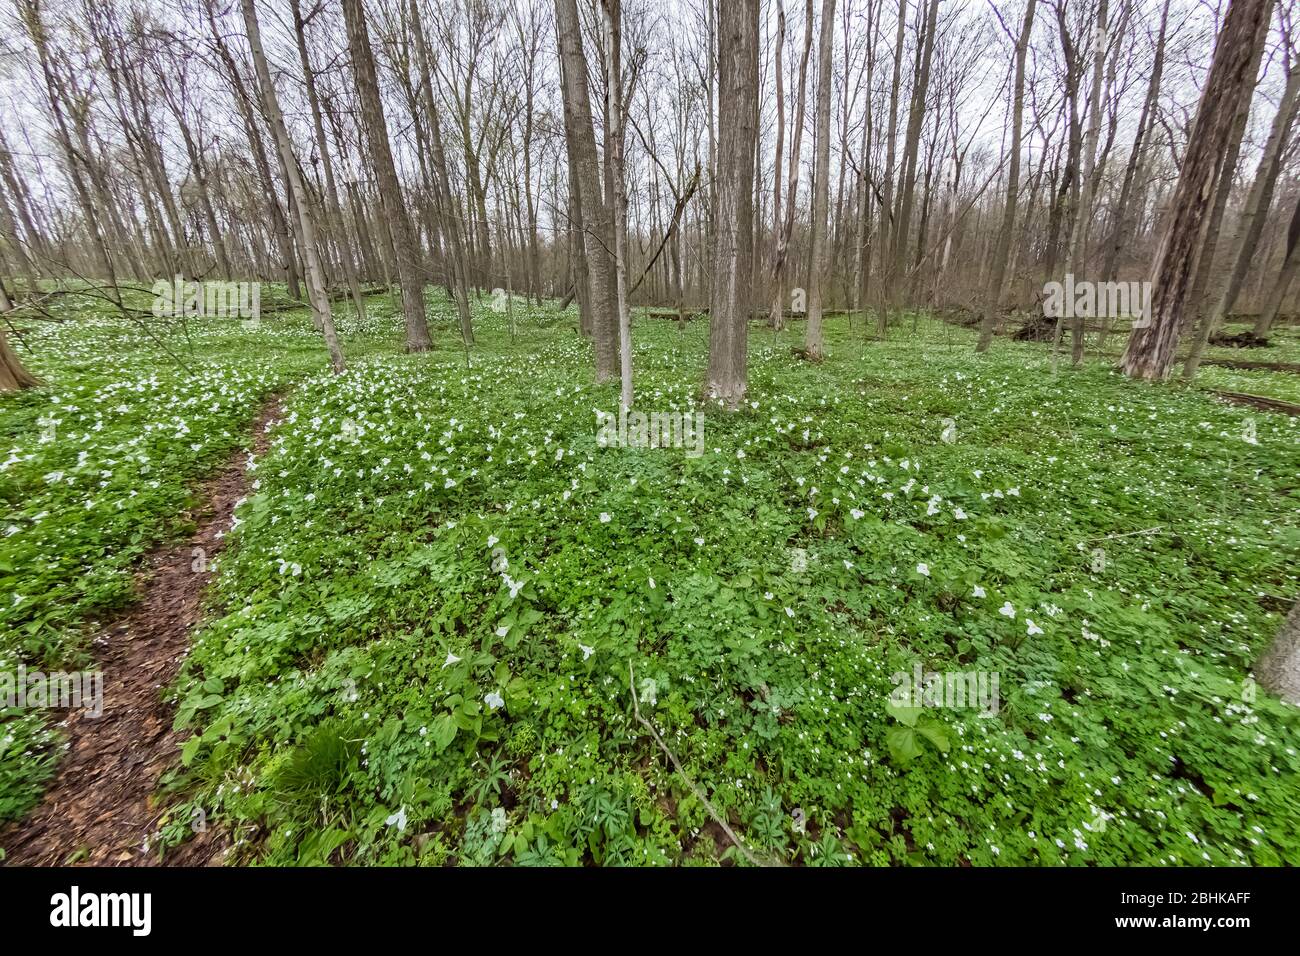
(1, 287, 1298, 866)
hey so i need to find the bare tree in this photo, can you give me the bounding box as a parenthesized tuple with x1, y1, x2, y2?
(1122, 0, 1273, 381)
(706, 0, 760, 403)
(341, 0, 432, 353)
(555, 0, 618, 382)
(976, 0, 1037, 353)
(802, 0, 837, 360)
(240, 0, 344, 373)
(1185, 18, 1298, 373)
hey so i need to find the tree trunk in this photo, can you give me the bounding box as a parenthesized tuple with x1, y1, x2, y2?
(341, 0, 431, 353)
(890, 0, 940, 305)
(1179, 3, 1272, 347)
(0, 307, 40, 392)
(1253, 193, 1300, 337)
(771, 0, 815, 332)
(601, 0, 633, 411)
(1185, 56, 1299, 376)
(1068, 0, 1108, 366)
(410, 0, 474, 347)
(876, 0, 908, 336)
(292, 0, 367, 328)
(976, 0, 1036, 353)
(706, 0, 759, 404)
(555, 0, 618, 382)
(1121, 0, 1273, 381)
(241, 0, 344, 373)
(803, 0, 837, 360)
(1257, 600, 1300, 705)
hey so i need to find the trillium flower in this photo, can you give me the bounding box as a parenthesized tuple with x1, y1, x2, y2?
(442, 652, 461, 668)
(1026, 620, 1044, 636)
(385, 807, 407, 832)
(972, 584, 986, 598)
(694, 537, 705, 546)
(999, 602, 1016, 618)
(599, 512, 611, 523)
(484, 691, 505, 710)
(495, 625, 509, 638)
(850, 508, 864, 520)
(784, 607, 795, 618)
(579, 643, 595, 660)
(954, 507, 967, 520)
(916, 563, 930, 577)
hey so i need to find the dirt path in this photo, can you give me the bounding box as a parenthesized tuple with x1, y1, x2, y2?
(0, 397, 283, 866)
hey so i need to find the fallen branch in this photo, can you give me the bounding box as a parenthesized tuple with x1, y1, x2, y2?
(628, 662, 783, 867)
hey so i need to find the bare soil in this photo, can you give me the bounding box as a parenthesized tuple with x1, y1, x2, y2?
(0, 398, 282, 866)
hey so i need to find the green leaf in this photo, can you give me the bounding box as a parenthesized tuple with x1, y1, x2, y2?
(917, 719, 950, 754)
(429, 714, 457, 751)
(885, 701, 922, 728)
(886, 726, 923, 764)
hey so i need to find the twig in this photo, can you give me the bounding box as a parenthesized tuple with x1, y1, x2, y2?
(628, 662, 783, 867)
(1083, 526, 1164, 541)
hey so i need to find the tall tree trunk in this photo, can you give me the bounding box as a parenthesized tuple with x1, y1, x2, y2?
(1178, 1, 1273, 345)
(771, 0, 815, 332)
(555, 0, 618, 382)
(803, 0, 837, 360)
(204, 0, 300, 297)
(410, 0, 474, 347)
(1069, 0, 1109, 366)
(1185, 56, 1299, 375)
(769, 0, 786, 327)
(1121, 0, 1273, 381)
(1253, 193, 1300, 337)
(241, 0, 344, 373)
(292, 0, 367, 327)
(706, 0, 759, 404)
(1100, 0, 1170, 294)
(890, 0, 939, 305)
(876, 0, 908, 336)
(976, 0, 1036, 353)
(341, 0, 431, 353)
(601, 0, 633, 410)
(20, 0, 119, 302)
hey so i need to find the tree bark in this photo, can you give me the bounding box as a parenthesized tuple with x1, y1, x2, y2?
(341, 0, 432, 353)
(555, 0, 618, 382)
(1121, 0, 1273, 381)
(803, 0, 837, 360)
(241, 0, 345, 373)
(706, 0, 759, 404)
(771, 0, 815, 332)
(1253, 193, 1300, 337)
(1257, 600, 1300, 705)
(976, 0, 1036, 353)
(1184, 56, 1299, 375)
